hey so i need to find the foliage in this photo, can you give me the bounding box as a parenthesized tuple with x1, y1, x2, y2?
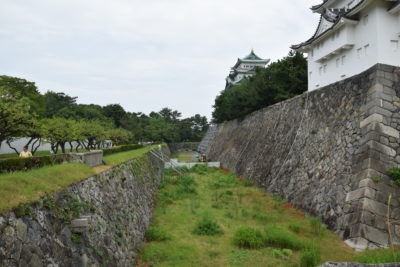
(264, 225, 311, 250)
(288, 223, 302, 234)
(146, 226, 171, 242)
(310, 217, 324, 237)
(44, 91, 77, 118)
(192, 216, 224, 236)
(175, 174, 197, 195)
(355, 248, 400, 264)
(388, 167, 400, 186)
(107, 128, 134, 145)
(0, 155, 63, 173)
(212, 51, 307, 123)
(0, 75, 45, 116)
(233, 226, 264, 249)
(0, 87, 35, 148)
(190, 164, 209, 175)
(71, 233, 82, 244)
(300, 249, 321, 267)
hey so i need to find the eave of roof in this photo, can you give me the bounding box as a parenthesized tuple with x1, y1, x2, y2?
(292, 0, 369, 51)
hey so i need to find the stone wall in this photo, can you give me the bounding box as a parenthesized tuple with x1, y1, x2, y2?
(0, 146, 170, 267)
(203, 64, 400, 250)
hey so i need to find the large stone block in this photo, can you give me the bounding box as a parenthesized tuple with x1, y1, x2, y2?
(360, 198, 388, 217)
(346, 188, 375, 202)
(360, 114, 384, 128)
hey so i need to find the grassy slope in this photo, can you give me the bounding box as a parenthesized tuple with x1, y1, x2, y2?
(0, 163, 95, 214)
(138, 167, 357, 267)
(0, 145, 161, 214)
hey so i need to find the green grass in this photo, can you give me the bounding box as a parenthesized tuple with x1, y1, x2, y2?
(0, 163, 95, 214)
(171, 151, 196, 163)
(103, 145, 160, 166)
(138, 167, 359, 266)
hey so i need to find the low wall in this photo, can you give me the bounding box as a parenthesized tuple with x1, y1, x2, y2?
(204, 64, 400, 250)
(0, 146, 170, 266)
(167, 142, 199, 154)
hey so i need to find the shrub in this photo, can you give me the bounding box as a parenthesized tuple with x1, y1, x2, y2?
(264, 225, 311, 250)
(0, 155, 62, 173)
(388, 167, 400, 186)
(355, 248, 400, 264)
(252, 212, 278, 223)
(208, 173, 240, 189)
(102, 144, 143, 156)
(191, 164, 209, 175)
(175, 174, 197, 195)
(300, 249, 321, 267)
(193, 217, 224, 236)
(288, 223, 302, 234)
(233, 227, 264, 249)
(146, 226, 171, 242)
(309, 217, 324, 236)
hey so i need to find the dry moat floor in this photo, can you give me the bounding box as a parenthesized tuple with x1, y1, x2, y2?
(136, 162, 400, 267)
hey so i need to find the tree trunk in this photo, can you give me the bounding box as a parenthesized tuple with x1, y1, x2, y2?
(31, 138, 41, 155)
(69, 141, 73, 152)
(6, 139, 19, 155)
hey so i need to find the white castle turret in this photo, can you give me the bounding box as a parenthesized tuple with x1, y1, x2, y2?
(225, 50, 270, 89)
(292, 0, 400, 91)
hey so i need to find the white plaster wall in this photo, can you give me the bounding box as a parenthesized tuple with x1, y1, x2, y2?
(307, 1, 400, 91)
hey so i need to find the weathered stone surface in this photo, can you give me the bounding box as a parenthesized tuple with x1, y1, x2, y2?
(0, 147, 170, 267)
(202, 64, 400, 250)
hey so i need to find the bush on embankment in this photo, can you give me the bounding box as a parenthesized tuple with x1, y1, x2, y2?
(0, 155, 66, 174)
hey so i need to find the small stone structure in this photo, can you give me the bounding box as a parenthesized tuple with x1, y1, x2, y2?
(0, 146, 170, 266)
(202, 64, 400, 250)
(70, 150, 103, 167)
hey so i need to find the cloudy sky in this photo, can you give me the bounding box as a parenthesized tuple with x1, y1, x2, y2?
(0, 0, 320, 119)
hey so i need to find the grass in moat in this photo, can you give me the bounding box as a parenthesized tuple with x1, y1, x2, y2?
(137, 166, 366, 267)
(171, 151, 196, 163)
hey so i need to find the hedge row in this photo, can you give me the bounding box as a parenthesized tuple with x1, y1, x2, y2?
(0, 155, 66, 174)
(102, 144, 143, 156)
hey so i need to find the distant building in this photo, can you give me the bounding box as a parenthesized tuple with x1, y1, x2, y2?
(292, 0, 400, 91)
(225, 50, 270, 89)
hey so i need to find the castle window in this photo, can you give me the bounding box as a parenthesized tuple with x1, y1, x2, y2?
(336, 58, 340, 68)
(319, 66, 323, 75)
(323, 64, 327, 73)
(341, 55, 346, 65)
(364, 44, 370, 56)
(309, 72, 312, 79)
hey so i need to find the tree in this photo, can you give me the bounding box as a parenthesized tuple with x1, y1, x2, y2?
(40, 118, 76, 153)
(108, 128, 134, 145)
(102, 104, 127, 127)
(44, 91, 77, 118)
(0, 87, 35, 150)
(144, 117, 179, 142)
(212, 51, 307, 123)
(0, 76, 45, 116)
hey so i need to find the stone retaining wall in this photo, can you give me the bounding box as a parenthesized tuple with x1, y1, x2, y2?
(203, 64, 400, 250)
(0, 146, 170, 267)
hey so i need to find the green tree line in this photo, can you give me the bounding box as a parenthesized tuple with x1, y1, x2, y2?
(0, 76, 209, 154)
(212, 51, 308, 123)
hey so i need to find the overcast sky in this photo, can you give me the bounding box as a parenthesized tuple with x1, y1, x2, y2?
(0, 0, 320, 119)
